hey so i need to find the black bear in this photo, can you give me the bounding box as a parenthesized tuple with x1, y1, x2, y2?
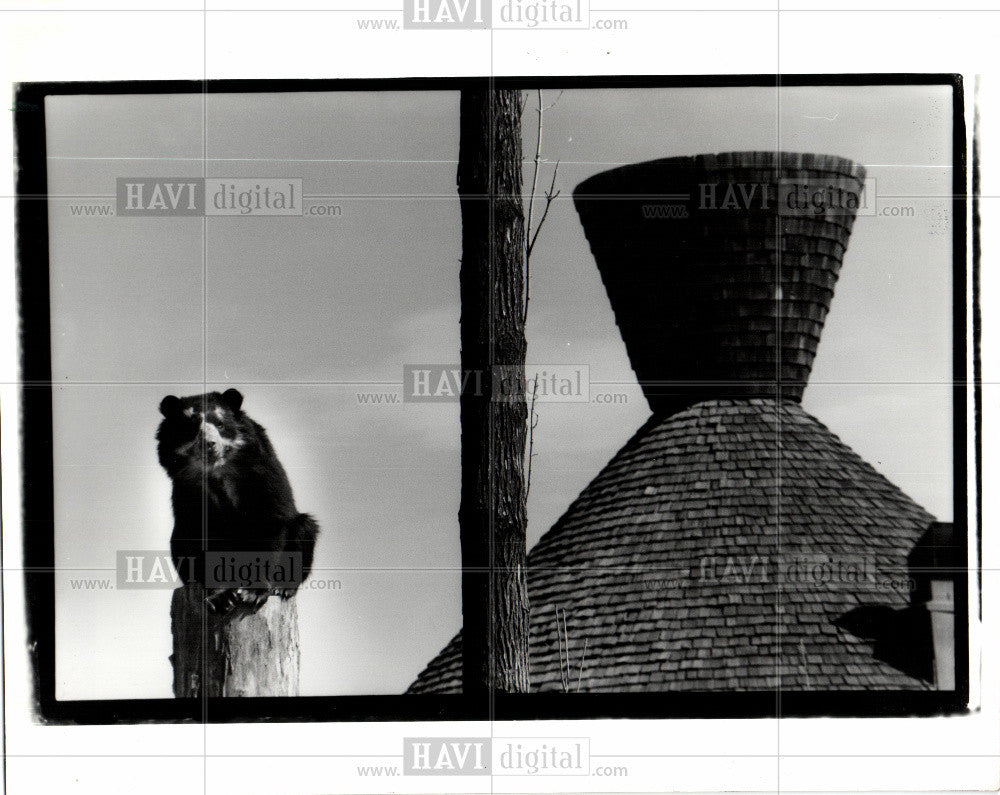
(157, 388, 319, 614)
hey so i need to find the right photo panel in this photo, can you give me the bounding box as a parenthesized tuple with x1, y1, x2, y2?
(411, 83, 962, 706)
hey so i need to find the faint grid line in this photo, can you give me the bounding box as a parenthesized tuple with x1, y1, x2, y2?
(23, 193, 975, 200)
(40, 156, 958, 166)
(200, 3, 209, 787)
(4, 5, 1000, 9)
(488, 38, 496, 795)
(39, 156, 958, 168)
(15, 380, 980, 385)
(2, 753, 997, 758)
(28, 565, 985, 573)
(775, 10, 783, 787)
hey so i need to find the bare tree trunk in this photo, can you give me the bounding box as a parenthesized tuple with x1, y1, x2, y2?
(170, 584, 300, 697)
(457, 89, 531, 694)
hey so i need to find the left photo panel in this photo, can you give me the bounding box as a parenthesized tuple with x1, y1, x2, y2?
(42, 91, 463, 701)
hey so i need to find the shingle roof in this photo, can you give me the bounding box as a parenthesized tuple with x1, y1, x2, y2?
(407, 399, 935, 693)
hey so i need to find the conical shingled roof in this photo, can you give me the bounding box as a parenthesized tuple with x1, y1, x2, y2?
(408, 399, 935, 692)
(407, 152, 937, 693)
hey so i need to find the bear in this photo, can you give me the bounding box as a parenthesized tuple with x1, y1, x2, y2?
(156, 388, 319, 614)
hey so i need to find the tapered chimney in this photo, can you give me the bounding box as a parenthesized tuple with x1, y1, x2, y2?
(573, 151, 866, 413)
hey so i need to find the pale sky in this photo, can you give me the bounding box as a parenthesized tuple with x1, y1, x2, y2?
(45, 84, 954, 700)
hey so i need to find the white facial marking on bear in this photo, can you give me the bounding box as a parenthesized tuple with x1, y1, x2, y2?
(173, 407, 245, 473)
(200, 419, 223, 447)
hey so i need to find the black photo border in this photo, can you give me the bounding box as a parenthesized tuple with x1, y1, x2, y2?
(13, 73, 973, 724)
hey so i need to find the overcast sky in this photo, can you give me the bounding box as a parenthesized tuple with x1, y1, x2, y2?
(45, 83, 953, 700)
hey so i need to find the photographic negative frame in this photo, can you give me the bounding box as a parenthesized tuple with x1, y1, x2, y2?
(14, 73, 974, 725)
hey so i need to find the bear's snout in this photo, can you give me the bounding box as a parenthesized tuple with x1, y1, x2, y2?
(197, 420, 225, 458)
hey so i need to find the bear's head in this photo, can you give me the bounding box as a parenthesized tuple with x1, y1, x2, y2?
(156, 389, 247, 475)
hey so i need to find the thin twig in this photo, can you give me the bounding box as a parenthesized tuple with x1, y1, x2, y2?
(527, 163, 560, 261)
(523, 89, 543, 322)
(561, 608, 571, 692)
(799, 639, 811, 690)
(524, 378, 539, 499)
(576, 638, 588, 692)
(556, 605, 569, 693)
(542, 89, 564, 112)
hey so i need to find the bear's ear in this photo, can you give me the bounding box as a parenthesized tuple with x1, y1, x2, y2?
(159, 395, 182, 418)
(221, 388, 244, 413)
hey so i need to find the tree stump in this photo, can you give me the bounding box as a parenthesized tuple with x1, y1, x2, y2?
(170, 584, 300, 697)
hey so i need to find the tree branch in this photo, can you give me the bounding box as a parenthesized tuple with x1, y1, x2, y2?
(542, 89, 564, 112)
(524, 377, 539, 499)
(524, 89, 544, 321)
(527, 163, 560, 261)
